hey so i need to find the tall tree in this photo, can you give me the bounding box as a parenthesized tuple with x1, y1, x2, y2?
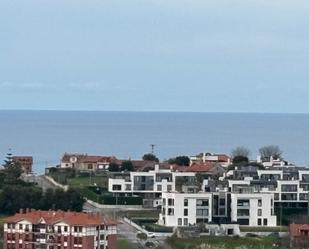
(168, 156, 190, 166)
(142, 153, 159, 162)
(120, 161, 134, 171)
(259, 145, 283, 161)
(231, 146, 250, 158)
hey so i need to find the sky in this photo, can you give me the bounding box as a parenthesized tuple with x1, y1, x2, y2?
(1, 0, 309, 113)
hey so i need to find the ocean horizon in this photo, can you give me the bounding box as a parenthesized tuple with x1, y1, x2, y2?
(1, 110, 309, 173)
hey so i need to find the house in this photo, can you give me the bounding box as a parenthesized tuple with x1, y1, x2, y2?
(3, 209, 118, 249)
(190, 153, 231, 167)
(60, 153, 118, 171)
(12, 156, 33, 174)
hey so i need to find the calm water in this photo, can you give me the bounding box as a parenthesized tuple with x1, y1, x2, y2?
(1, 110, 309, 173)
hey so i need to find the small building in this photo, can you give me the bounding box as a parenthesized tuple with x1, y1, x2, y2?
(3, 209, 118, 249)
(12, 156, 33, 174)
(60, 153, 118, 171)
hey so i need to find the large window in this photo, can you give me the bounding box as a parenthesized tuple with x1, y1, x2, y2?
(237, 209, 249, 217)
(168, 198, 174, 206)
(112, 185, 121, 191)
(281, 184, 297, 192)
(237, 199, 249, 207)
(196, 199, 209, 207)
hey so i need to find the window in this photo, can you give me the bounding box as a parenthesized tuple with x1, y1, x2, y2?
(258, 209, 262, 216)
(167, 208, 174, 215)
(196, 199, 209, 207)
(274, 193, 279, 200)
(258, 199, 262, 207)
(74, 226, 82, 232)
(163, 198, 166, 205)
(281, 184, 297, 192)
(184, 209, 188, 216)
(237, 199, 249, 207)
(112, 185, 121, 191)
(263, 218, 268, 226)
(258, 219, 262, 226)
(178, 218, 182, 226)
(167, 185, 172, 191)
(168, 198, 174, 206)
(157, 185, 162, 191)
(184, 218, 188, 226)
(184, 199, 188, 206)
(124, 184, 131, 190)
(196, 209, 208, 216)
(237, 209, 249, 217)
(88, 164, 93, 169)
(64, 226, 68, 232)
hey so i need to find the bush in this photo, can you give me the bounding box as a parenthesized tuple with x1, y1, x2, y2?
(137, 233, 147, 240)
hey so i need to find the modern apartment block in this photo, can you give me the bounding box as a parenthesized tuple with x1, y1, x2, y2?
(158, 191, 277, 227)
(108, 165, 195, 207)
(3, 209, 117, 249)
(227, 167, 309, 208)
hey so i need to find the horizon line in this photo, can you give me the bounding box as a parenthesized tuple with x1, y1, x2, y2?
(0, 108, 309, 115)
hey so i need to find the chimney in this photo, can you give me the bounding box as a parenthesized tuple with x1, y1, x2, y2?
(155, 164, 159, 172)
(19, 208, 23, 214)
(26, 208, 30, 213)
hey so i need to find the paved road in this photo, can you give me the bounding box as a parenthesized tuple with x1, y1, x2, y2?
(35, 175, 59, 191)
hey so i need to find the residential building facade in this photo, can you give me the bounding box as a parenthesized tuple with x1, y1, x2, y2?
(3, 209, 117, 249)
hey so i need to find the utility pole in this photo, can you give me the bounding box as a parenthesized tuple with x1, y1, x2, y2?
(150, 144, 156, 154)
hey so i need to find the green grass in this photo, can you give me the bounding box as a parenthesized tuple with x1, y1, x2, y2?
(240, 226, 288, 232)
(117, 239, 134, 249)
(120, 209, 160, 219)
(167, 236, 280, 249)
(67, 175, 108, 188)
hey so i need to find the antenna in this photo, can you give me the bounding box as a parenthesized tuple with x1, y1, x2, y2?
(150, 144, 156, 154)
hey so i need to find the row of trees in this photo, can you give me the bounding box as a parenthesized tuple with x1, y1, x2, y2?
(231, 145, 283, 164)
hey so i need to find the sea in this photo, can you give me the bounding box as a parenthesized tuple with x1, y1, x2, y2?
(1, 110, 309, 174)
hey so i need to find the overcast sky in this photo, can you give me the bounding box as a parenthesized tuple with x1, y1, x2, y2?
(1, 0, 309, 113)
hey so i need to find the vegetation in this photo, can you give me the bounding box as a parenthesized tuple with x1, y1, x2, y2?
(108, 163, 120, 172)
(120, 161, 134, 171)
(117, 239, 134, 249)
(142, 153, 159, 162)
(232, 155, 249, 164)
(259, 145, 283, 161)
(168, 156, 190, 166)
(120, 209, 160, 219)
(0, 155, 85, 215)
(240, 226, 288, 232)
(231, 146, 250, 158)
(136, 232, 147, 240)
(166, 235, 281, 249)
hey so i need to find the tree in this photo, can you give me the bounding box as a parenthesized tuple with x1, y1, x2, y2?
(232, 155, 249, 164)
(2, 152, 22, 183)
(142, 153, 159, 162)
(259, 145, 283, 161)
(108, 163, 120, 172)
(168, 156, 190, 166)
(120, 161, 134, 171)
(231, 146, 250, 158)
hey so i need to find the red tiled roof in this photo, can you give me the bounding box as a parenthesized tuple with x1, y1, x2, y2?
(5, 210, 117, 226)
(290, 224, 309, 237)
(172, 163, 216, 172)
(62, 154, 117, 164)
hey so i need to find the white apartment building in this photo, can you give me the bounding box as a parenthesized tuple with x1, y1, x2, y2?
(108, 165, 195, 194)
(159, 192, 213, 227)
(158, 191, 277, 227)
(230, 193, 276, 226)
(228, 169, 309, 203)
